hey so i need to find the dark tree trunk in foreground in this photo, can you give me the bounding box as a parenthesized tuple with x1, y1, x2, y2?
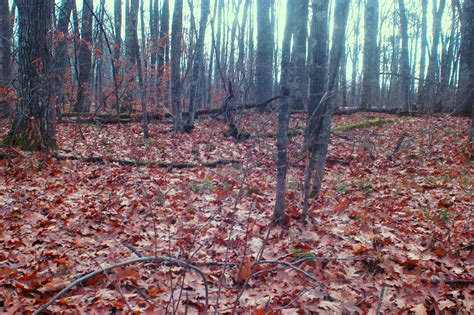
(273, 0, 294, 224)
(114, 0, 122, 73)
(305, 0, 350, 211)
(0, 0, 12, 117)
(398, 0, 410, 110)
(289, 0, 309, 110)
(74, 0, 93, 113)
(4, 0, 55, 150)
(459, 0, 474, 150)
(157, 0, 169, 108)
(187, 0, 210, 129)
(255, 0, 273, 107)
(361, 0, 379, 109)
(422, 0, 446, 110)
(171, 0, 183, 132)
(55, 0, 74, 110)
(302, 0, 329, 218)
(417, 0, 428, 105)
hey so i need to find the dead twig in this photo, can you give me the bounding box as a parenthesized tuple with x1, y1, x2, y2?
(33, 256, 209, 315)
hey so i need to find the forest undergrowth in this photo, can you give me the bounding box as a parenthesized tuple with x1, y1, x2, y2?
(0, 112, 472, 313)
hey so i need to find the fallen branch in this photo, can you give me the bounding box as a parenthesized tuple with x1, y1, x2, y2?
(54, 155, 240, 169)
(33, 256, 209, 315)
(59, 96, 284, 124)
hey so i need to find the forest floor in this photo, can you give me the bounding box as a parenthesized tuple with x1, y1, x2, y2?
(0, 112, 472, 314)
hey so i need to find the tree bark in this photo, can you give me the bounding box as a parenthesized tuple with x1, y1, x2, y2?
(273, 0, 294, 224)
(459, 0, 474, 126)
(186, 0, 210, 129)
(0, 0, 12, 117)
(308, 0, 350, 202)
(171, 0, 183, 132)
(289, 0, 309, 110)
(398, 0, 410, 111)
(304, 0, 330, 211)
(255, 0, 274, 107)
(156, 0, 169, 109)
(74, 0, 94, 113)
(361, 0, 379, 109)
(4, 0, 56, 150)
(422, 0, 446, 110)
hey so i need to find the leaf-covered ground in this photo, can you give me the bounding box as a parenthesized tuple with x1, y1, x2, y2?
(0, 113, 472, 314)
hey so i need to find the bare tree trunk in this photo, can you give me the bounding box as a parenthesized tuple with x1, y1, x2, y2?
(273, 0, 294, 224)
(74, 0, 94, 113)
(127, 0, 149, 138)
(398, 0, 410, 110)
(0, 0, 12, 117)
(361, 0, 379, 109)
(304, 0, 330, 209)
(417, 0, 428, 106)
(256, 0, 274, 107)
(289, 0, 309, 110)
(171, 0, 183, 132)
(309, 0, 350, 200)
(4, 0, 56, 150)
(186, 0, 210, 129)
(351, 0, 362, 106)
(422, 0, 446, 110)
(459, 0, 474, 120)
(156, 0, 169, 109)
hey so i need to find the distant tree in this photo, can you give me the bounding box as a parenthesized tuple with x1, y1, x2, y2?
(171, 0, 183, 132)
(114, 0, 122, 71)
(4, 0, 55, 150)
(156, 0, 169, 108)
(305, 0, 350, 212)
(256, 0, 274, 106)
(273, 0, 294, 224)
(54, 0, 74, 111)
(187, 0, 210, 129)
(0, 0, 12, 116)
(361, 0, 379, 109)
(303, 0, 329, 217)
(74, 0, 94, 113)
(398, 0, 410, 110)
(417, 0, 428, 105)
(422, 0, 446, 110)
(289, 0, 309, 110)
(459, 0, 474, 149)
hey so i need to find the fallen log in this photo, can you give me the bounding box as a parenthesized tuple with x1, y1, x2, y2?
(55, 154, 240, 169)
(58, 96, 283, 124)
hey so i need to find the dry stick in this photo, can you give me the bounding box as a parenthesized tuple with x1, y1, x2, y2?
(214, 153, 252, 314)
(33, 256, 209, 315)
(375, 282, 386, 315)
(54, 154, 240, 169)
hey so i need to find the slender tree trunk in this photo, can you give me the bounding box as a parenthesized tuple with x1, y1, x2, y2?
(128, 0, 149, 138)
(417, 0, 428, 106)
(422, 0, 446, 110)
(74, 0, 94, 113)
(361, 0, 379, 109)
(289, 0, 309, 110)
(256, 0, 274, 107)
(171, 0, 183, 132)
(273, 0, 294, 224)
(5, 0, 55, 150)
(156, 0, 169, 109)
(351, 0, 362, 106)
(186, 0, 210, 129)
(0, 0, 12, 117)
(459, 0, 474, 119)
(303, 0, 330, 217)
(398, 0, 410, 110)
(309, 0, 350, 200)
